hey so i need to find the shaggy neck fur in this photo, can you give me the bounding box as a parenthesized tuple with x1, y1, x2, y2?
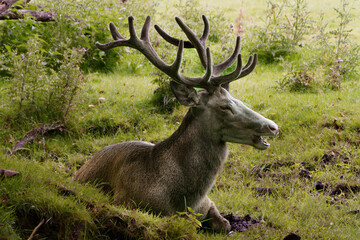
(153, 108, 228, 210)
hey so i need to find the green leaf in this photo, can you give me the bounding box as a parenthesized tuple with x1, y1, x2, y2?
(5, 45, 11, 52)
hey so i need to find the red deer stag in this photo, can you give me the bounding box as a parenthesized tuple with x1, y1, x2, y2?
(74, 15, 279, 232)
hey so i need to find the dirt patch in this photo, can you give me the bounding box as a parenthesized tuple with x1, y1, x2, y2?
(283, 232, 301, 240)
(315, 181, 328, 191)
(15, 206, 84, 240)
(222, 214, 261, 232)
(299, 169, 312, 179)
(251, 168, 288, 180)
(330, 183, 360, 197)
(252, 187, 278, 197)
(254, 161, 295, 172)
(319, 150, 350, 166)
(323, 118, 345, 131)
(315, 181, 360, 203)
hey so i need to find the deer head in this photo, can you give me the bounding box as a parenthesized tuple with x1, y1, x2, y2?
(96, 15, 278, 149)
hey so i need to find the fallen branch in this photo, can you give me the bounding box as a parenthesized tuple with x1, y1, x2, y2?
(0, 9, 57, 21)
(0, 0, 79, 22)
(0, 0, 19, 14)
(8, 122, 64, 155)
(0, 0, 31, 13)
(27, 219, 45, 240)
(0, 168, 19, 178)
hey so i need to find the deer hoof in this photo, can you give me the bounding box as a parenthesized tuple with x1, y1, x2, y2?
(212, 217, 231, 232)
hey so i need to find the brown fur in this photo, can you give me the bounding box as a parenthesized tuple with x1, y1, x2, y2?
(75, 86, 277, 232)
(74, 107, 230, 230)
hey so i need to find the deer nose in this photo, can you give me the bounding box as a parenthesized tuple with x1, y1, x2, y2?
(268, 123, 279, 135)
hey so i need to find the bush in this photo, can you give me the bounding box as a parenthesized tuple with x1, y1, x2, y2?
(1, 38, 86, 123)
(276, 0, 360, 92)
(315, 0, 360, 89)
(277, 57, 319, 92)
(0, 0, 157, 73)
(151, 73, 180, 113)
(244, 0, 312, 63)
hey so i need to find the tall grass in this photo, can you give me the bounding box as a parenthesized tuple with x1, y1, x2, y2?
(1, 0, 360, 239)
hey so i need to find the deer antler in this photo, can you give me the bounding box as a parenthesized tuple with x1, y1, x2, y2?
(96, 15, 257, 92)
(96, 16, 212, 89)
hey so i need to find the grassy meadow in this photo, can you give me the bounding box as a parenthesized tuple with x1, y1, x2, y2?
(1, 0, 360, 239)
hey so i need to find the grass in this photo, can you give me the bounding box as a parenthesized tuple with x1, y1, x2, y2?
(1, 0, 360, 239)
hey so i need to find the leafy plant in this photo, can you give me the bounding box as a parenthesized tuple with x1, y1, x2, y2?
(0, 0, 157, 73)
(245, 0, 312, 63)
(151, 73, 180, 113)
(2, 38, 86, 123)
(277, 0, 359, 92)
(277, 58, 318, 92)
(315, 0, 360, 89)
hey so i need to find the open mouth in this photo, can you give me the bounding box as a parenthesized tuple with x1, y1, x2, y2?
(253, 135, 270, 150)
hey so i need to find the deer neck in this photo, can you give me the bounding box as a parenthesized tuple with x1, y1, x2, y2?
(155, 108, 228, 171)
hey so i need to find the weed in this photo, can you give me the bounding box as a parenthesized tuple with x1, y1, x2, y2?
(151, 73, 180, 113)
(2, 38, 86, 124)
(316, 0, 360, 89)
(277, 58, 317, 92)
(245, 0, 312, 63)
(276, 0, 359, 91)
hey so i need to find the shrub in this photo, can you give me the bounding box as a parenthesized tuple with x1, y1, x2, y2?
(151, 73, 180, 113)
(277, 57, 319, 92)
(277, 0, 359, 92)
(2, 38, 86, 123)
(315, 0, 360, 89)
(0, 0, 157, 73)
(244, 0, 312, 63)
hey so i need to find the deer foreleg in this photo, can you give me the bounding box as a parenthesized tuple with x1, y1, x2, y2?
(196, 196, 231, 232)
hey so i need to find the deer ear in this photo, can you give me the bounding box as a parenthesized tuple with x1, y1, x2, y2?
(170, 81, 200, 107)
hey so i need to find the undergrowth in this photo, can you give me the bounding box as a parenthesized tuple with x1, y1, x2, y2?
(1, 0, 360, 239)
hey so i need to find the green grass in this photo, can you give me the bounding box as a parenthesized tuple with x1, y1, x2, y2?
(1, 0, 360, 239)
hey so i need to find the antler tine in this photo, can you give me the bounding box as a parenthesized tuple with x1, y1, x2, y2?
(210, 54, 258, 86)
(237, 54, 258, 79)
(211, 54, 242, 86)
(154, 14, 209, 49)
(109, 22, 125, 40)
(181, 47, 213, 89)
(199, 15, 210, 45)
(171, 40, 184, 73)
(140, 16, 151, 42)
(175, 16, 208, 68)
(213, 36, 241, 76)
(154, 24, 194, 48)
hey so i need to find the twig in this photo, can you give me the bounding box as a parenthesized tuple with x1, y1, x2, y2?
(0, 168, 19, 178)
(8, 122, 64, 155)
(27, 219, 45, 240)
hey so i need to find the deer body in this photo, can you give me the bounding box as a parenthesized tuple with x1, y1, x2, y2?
(75, 108, 227, 213)
(74, 15, 278, 232)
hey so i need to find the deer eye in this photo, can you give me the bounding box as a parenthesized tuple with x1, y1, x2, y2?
(220, 105, 233, 113)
